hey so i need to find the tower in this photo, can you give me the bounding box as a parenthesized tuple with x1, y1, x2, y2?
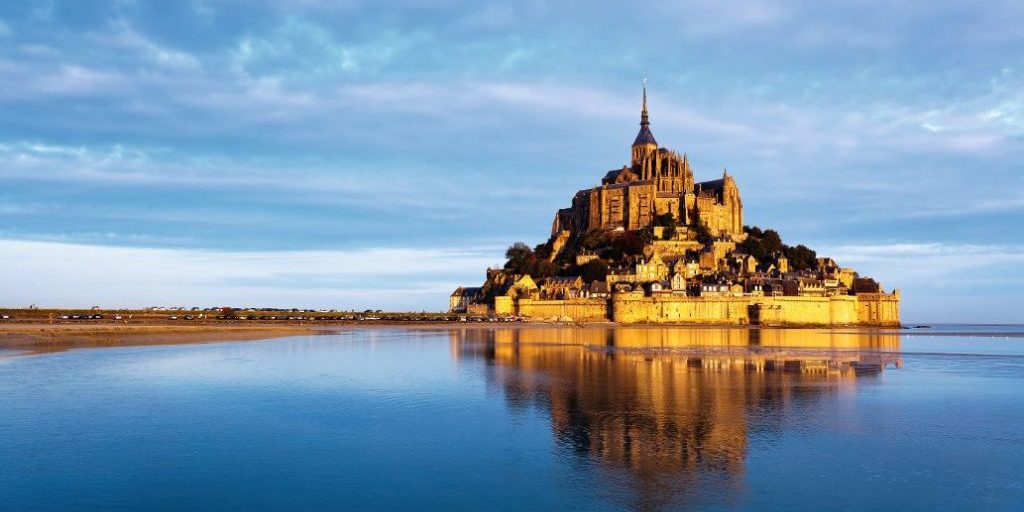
(631, 79, 658, 169)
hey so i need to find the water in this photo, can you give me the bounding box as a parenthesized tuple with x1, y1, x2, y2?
(1, 326, 1023, 511)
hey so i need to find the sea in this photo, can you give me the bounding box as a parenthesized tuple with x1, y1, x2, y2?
(1, 324, 1023, 511)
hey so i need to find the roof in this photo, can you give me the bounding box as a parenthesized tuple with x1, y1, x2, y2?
(545, 276, 583, 285)
(696, 178, 724, 192)
(451, 286, 482, 297)
(633, 125, 657, 146)
(603, 169, 623, 181)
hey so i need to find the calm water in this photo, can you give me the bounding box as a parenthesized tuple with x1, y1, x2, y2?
(2, 326, 1023, 511)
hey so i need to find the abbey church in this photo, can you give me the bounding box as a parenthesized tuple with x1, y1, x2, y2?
(555, 82, 743, 239)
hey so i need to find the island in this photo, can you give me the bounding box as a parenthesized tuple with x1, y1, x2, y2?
(452, 83, 900, 326)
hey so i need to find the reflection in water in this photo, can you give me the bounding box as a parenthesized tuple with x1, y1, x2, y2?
(450, 327, 901, 511)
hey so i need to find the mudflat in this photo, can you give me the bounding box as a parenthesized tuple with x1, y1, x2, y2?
(0, 323, 322, 355)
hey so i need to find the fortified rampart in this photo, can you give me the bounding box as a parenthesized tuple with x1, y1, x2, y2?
(516, 298, 609, 322)
(611, 292, 751, 324)
(510, 291, 900, 327)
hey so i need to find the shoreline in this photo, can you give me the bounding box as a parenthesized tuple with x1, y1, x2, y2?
(2, 321, 1021, 357)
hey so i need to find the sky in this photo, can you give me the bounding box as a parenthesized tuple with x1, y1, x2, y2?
(0, 0, 1022, 321)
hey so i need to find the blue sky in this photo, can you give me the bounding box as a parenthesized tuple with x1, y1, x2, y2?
(1, 0, 1022, 321)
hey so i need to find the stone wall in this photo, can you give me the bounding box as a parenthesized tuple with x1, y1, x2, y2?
(528, 292, 901, 326)
(611, 292, 751, 324)
(516, 298, 608, 321)
(467, 303, 491, 316)
(855, 291, 901, 327)
(750, 296, 858, 326)
(494, 296, 515, 316)
(512, 292, 900, 326)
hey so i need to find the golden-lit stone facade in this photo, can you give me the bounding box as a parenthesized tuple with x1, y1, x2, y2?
(555, 83, 743, 239)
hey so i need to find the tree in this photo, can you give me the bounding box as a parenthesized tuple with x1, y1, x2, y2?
(693, 222, 712, 245)
(610, 232, 645, 260)
(761, 229, 783, 255)
(638, 226, 655, 245)
(580, 259, 609, 283)
(533, 241, 552, 260)
(740, 225, 787, 270)
(784, 244, 817, 271)
(504, 242, 535, 274)
(580, 228, 608, 250)
(739, 236, 768, 262)
(532, 259, 558, 278)
(654, 212, 677, 240)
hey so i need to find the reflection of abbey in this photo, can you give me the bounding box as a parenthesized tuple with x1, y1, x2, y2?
(452, 83, 900, 326)
(449, 326, 901, 509)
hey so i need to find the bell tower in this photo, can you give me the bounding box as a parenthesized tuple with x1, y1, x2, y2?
(631, 79, 658, 170)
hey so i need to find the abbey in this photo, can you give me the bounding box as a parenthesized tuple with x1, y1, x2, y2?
(452, 83, 900, 326)
(556, 82, 743, 239)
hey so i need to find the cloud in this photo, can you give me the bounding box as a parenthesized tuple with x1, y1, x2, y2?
(230, 17, 423, 78)
(34, 64, 128, 96)
(814, 242, 1024, 323)
(0, 239, 500, 310)
(105, 19, 202, 70)
(821, 242, 1024, 284)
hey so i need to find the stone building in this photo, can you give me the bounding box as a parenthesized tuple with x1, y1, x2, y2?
(449, 287, 481, 313)
(552, 82, 744, 242)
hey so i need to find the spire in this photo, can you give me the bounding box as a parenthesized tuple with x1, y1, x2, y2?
(641, 78, 649, 127)
(632, 78, 657, 147)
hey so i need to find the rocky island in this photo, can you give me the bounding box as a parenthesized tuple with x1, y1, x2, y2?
(452, 83, 900, 326)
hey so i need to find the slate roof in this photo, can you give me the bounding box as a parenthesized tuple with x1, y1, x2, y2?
(633, 125, 657, 146)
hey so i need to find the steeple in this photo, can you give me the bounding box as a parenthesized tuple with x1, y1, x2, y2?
(641, 78, 649, 127)
(632, 78, 657, 148)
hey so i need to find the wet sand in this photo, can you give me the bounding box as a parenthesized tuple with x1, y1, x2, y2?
(0, 323, 324, 355)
